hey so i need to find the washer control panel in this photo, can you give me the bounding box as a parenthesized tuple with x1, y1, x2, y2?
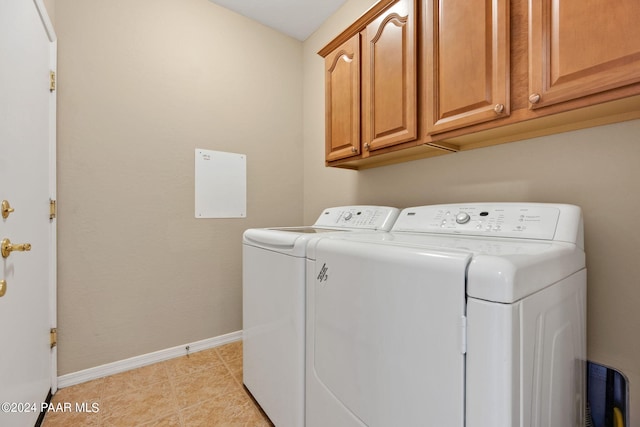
(393, 203, 564, 240)
(314, 206, 400, 231)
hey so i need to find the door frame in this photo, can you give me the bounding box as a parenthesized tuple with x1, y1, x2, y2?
(34, 0, 58, 394)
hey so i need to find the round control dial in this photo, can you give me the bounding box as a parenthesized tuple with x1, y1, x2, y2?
(455, 212, 471, 224)
(344, 212, 353, 220)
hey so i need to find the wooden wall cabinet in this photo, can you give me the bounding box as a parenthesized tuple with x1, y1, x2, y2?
(436, 0, 640, 153)
(321, 0, 640, 169)
(528, 0, 640, 110)
(423, 0, 510, 134)
(362, 0, 417, 153)
(320, 0, 427, 167)
(324, 35, 361, 162)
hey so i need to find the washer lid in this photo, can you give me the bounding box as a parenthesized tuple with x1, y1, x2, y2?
(269, 227, 343, 234)
(242, 206, 399, 256)
(243, 227, 352, 257)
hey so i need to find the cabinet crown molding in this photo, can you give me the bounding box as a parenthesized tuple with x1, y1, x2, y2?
(318, 0, 398, 57)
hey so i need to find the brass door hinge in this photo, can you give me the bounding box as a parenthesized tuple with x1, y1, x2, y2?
(50, 328, 57, 348)
(49, 71, 56, 92)
(49, 199, 56, 220)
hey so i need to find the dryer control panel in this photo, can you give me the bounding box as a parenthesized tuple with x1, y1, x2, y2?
(314, 206, 399, 231)
(392, 203, 582, 243)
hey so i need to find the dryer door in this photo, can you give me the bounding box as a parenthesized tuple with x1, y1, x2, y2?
(306, 239, 471, 427)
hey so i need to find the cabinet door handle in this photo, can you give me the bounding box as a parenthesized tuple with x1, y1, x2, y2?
(529, 93, 541, 105)
(351, 147, 357, 153)
(364, 143, 370, 151)
(494, 104, 505, 114)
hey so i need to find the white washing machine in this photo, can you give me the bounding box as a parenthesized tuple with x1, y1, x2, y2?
(305, 203, 586, 427)
(242, 206, 399, 427)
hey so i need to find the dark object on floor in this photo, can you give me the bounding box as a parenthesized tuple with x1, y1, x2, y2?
(587, 361, 628, 427)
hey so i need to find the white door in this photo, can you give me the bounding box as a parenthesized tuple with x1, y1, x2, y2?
(0, 0, 57, 425)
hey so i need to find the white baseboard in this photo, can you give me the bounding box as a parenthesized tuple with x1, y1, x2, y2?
(57, 330, 242, 389)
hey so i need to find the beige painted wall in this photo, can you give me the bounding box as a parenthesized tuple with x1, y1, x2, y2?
(55, 0, 303, 374)
(304, 0, 640, 421)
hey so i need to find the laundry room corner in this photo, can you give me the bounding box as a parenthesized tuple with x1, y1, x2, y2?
(54, 0, 304, 376)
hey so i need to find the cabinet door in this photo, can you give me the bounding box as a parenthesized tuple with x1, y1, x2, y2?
(361, 0, 417, 155)
(424, 0, 510, 134)
(529, 0, 640, 109)
(325, 35, 360, 162)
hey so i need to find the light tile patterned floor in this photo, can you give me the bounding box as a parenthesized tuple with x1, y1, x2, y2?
(43, 341, 273, 427)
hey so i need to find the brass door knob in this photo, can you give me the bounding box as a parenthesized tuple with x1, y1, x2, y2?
(494, 104, 505, 114)
(0, 280, 6, 297)
(1, 200, 15, 219)
(1, 238, 32, 258)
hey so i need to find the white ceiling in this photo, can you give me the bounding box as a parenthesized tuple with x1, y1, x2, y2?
(208, 0, 348, 41)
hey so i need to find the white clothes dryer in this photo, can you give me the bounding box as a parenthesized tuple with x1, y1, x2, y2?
(305, 203, 586, 427)
(242, 206, 399, 427)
